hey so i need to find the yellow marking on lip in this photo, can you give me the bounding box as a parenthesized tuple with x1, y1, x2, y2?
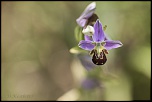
(100, 57, 103, 59)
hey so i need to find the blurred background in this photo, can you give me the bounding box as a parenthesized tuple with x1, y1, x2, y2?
(1, 1, 151, 101)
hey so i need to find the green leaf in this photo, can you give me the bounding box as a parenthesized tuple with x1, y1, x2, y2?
(69, 46, 87, 54)
(74, 26, 84, 42)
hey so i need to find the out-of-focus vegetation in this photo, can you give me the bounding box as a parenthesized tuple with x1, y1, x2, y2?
(2, 1, 150, 101)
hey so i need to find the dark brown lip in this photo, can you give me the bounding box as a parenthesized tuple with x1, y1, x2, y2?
(91, 49, 107, 65)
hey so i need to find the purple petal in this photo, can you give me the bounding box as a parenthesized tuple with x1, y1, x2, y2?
(84, 35, 93, 41)
(104, 40, 123, 50)
(78, 40, 95, 51)
(76, 2, 96, 27)
(76, 18, 87, 28)
(92, 19, 105, 43)
(82, 2, 96, 19)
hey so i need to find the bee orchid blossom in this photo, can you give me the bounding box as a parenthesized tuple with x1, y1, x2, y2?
(78, 19, 123, 65)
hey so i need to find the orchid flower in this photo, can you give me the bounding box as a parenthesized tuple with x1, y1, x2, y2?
(78, 19, 123, 65)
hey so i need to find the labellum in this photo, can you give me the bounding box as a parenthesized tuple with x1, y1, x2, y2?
(90, 49, 107, 65)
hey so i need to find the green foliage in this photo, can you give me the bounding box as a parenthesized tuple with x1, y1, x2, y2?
(74, 26, 84, 43)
